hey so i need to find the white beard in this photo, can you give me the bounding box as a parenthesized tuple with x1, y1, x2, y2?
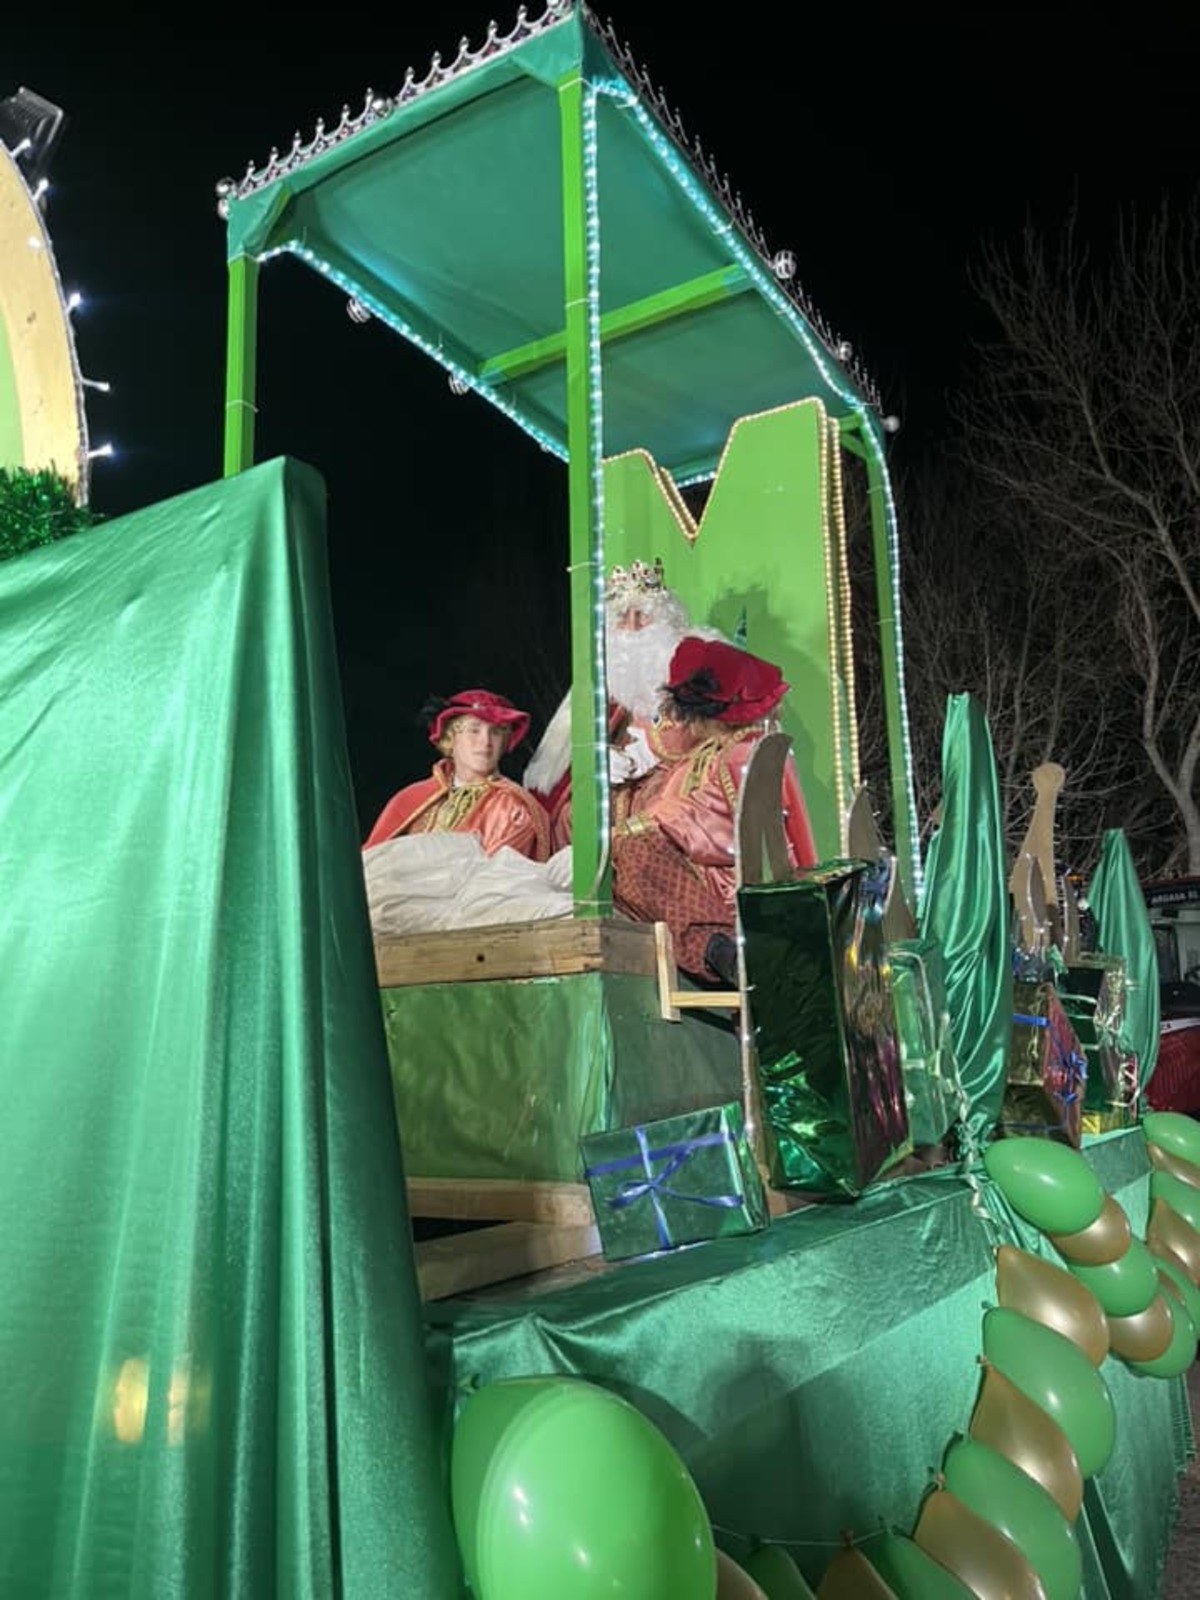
(605, 616, 686, 722)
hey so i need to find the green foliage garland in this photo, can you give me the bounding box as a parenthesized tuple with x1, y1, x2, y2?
(0, 466, 98, 564)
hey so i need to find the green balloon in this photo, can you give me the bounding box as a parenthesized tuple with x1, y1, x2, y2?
(983, 1307, 1116, 1478)
(453, 1377, 716, 1600)
(1150, 1170, 1200, 1235)
(1154, 1253, 1200, 1331)
(451, 1378, 561, 1595)
(943, 1438, 1081, 1600)
(1144, 1112, 1200, 1168)
(1129, 1288, 1199, 1380)
(741, 1545, 818, 1599)
(1068, 1237, 1159, 1317)
(983, 1138, 1104, 1235)
(870, 1531, 976, 1599)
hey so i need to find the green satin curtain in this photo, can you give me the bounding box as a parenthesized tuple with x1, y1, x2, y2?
(1089, 829, 1162, 1089)
(0, 460, 461, 1598)
(919, 694, 1013, 1142)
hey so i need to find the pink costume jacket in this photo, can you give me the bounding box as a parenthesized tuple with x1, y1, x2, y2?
(621, 726, 817, 906)
(364, 759, 551, 861)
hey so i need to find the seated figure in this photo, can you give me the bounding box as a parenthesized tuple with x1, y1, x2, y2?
(364, 689, 551, 861)
(612, 637, 817, 985)
(523, 557, 724, 849)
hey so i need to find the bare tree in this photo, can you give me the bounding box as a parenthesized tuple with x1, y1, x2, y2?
(948, 197, 1200, 876)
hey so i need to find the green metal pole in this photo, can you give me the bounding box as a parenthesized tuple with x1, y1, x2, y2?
(855, 417, 920, 908)
(558, 70, 610, 915)
(222, 254, 259, 477)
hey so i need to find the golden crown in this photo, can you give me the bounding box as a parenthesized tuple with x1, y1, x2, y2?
(606, 557, 665, 603)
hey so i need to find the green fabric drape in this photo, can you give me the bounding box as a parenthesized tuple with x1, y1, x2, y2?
(0, 459, 460, 1599)
(919, 693, 1013, 1141)
(1088, 829, 1162, 1090)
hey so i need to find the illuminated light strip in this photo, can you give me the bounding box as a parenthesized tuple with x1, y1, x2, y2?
(814, 403, 846, 827)
(827, 414, 860, 791)
(582, 81, 612, 886)
(254, 243, 568, 462)
(861, 418, 921, 903)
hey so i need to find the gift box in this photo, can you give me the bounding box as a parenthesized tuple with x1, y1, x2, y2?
(1001, 979, 1087, 1146)
(580, 1102, 768, 1262)
(737, 861, 912, 1199)
(890, 937, 963, 1148)
(1057, 956, 1138, 1125)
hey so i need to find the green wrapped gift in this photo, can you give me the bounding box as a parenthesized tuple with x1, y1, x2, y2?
(580, 1103, 768, 1262)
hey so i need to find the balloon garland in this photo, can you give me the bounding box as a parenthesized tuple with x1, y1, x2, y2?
(445, 1123, 1200, 1599)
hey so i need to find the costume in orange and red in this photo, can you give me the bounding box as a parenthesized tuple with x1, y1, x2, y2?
(612, 638, 817, 982)
(363, 761, 550, 859)
(363, 690, 551, 861)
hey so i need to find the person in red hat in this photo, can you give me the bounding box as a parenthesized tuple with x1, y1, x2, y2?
(612, 637, 817, 985)
(364, 690, 551, 860)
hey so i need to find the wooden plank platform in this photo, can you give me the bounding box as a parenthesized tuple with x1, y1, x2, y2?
(376, 915, 661, 988)
(415, 1220, 602, 1300)
(407, 1177, 595, 1226)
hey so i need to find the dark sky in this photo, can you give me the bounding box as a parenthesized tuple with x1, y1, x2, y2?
(7, 15, 1196, 828)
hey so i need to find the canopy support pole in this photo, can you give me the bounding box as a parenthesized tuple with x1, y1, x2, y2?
(843, 413, 921, 908)
(222, 254, 259, 477)
(558, 71, 611, 916)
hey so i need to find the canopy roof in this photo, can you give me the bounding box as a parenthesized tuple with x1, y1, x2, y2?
(219, 0, 884, 482)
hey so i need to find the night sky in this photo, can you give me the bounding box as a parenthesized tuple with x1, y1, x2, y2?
(6, 15, 1195, 830)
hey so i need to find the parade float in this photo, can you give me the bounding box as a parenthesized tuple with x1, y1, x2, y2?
(0, 8, 1195, 1598)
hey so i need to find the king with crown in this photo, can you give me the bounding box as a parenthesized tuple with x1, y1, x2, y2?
(523, 556, 725, 848)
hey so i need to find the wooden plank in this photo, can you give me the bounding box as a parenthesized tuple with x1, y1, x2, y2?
(670, 989, 740, 1010)
(375, 916, 660, 988)
(407, 1177, 595, 1226)
(415, 1221, 602, 1300)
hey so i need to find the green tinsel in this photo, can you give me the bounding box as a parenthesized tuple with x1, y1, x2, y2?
(0, 466, 98, 564)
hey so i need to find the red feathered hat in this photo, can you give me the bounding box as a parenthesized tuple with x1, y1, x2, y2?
(665, 638, 788, 725)
(427, 690, 531, 751)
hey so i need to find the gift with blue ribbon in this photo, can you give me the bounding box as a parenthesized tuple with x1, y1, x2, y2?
(1001, 979, 1088, 1146)
(580, 1103, 768, 1262)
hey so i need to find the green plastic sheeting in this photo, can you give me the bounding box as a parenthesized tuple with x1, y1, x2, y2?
(429, 1129, 1189, 1597)
(920, 694, 1013, 1142)
(1089, 828, 1162, 1090)
(383, 973, 740, 1182)
(0, 459, 460, 1599)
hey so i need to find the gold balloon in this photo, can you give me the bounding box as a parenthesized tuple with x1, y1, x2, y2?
(1148, 1142, 1200, 1191)
(815, 1548, 899, 1599)
(1107, 1291, 1176, 1364)
(1046, 1193, 1132, 1265)
(1146, 1197, 1200, 1285)
(717, 1549, 770, 1600)
(969, 1362, 1084, 1520)
(914, 1489, 1049, 1600)
(995, 1244, 1110, 1364)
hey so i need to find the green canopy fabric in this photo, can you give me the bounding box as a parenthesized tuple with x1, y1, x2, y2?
(919, 694, 1013, 1142)
(0, 459, 460, 1598)
(220, 5, 878, 482)
(1089, 828, 1162, 1090)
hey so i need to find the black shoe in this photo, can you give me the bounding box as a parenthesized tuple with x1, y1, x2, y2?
(704, 932, 739, 987)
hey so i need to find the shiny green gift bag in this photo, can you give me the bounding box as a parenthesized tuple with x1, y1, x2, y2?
(580, 1103, 768, 1262)
(738, 862, 913, 1199)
